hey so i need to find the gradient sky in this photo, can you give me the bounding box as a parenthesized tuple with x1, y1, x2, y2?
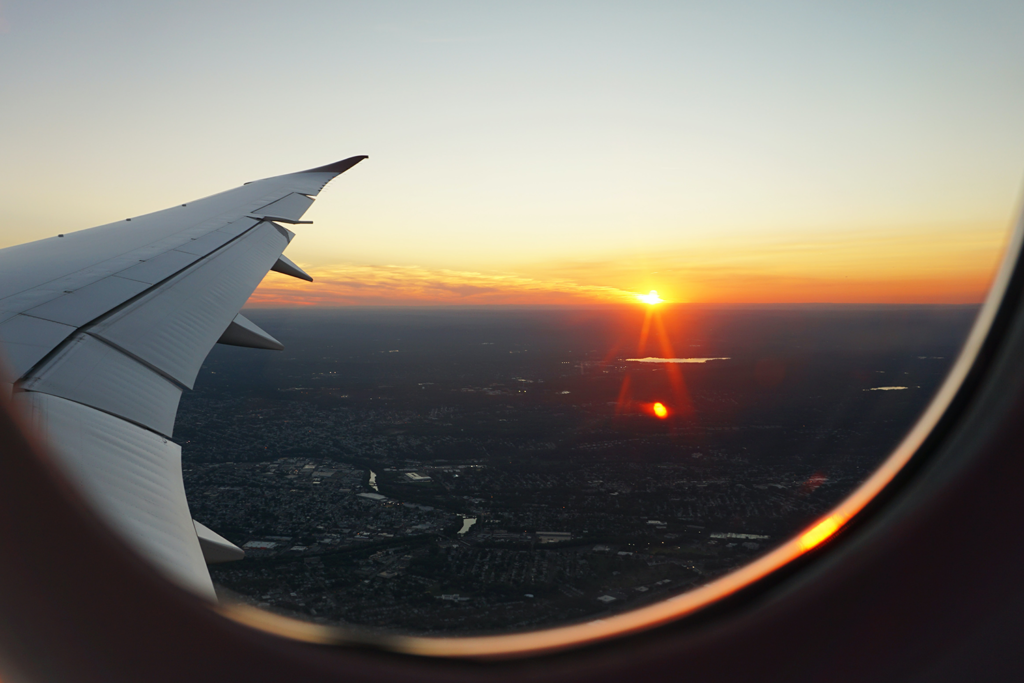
(1, 1, 1023, 304)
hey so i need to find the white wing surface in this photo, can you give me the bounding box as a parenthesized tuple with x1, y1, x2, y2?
(0, 156, 367, 599)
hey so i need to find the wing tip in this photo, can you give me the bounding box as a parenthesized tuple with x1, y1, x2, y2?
(302, 155, 369, 175)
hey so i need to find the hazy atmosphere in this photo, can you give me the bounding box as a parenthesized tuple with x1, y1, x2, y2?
(2, 1, 1023, 304)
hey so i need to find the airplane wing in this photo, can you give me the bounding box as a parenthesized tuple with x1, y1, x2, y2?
(0, 156, 367, 600)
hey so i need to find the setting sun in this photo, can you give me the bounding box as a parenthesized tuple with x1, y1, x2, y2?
(652, 402, 669, 419)
(638, 290, 664, 305)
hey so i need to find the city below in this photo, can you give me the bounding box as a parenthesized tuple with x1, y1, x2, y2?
(177, 305, 975, 635)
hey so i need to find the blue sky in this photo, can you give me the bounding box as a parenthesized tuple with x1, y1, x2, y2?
(2, 1, 1023, 302)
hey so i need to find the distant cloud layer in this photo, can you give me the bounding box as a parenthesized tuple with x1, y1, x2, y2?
(248, 263, 640, 306)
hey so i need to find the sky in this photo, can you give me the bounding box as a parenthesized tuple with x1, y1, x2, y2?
(1, 1, 1023, 305)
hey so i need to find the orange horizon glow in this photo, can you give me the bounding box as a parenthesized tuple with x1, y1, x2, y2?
(248, 226, 1006, 308)
(250, 268, 1000, 307)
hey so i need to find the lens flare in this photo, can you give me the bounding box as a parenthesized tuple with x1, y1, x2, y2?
(652, 402, 668, 418)
(638, 290, 664, 305)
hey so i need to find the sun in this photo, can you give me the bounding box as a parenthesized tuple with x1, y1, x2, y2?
(637, 290, 664, 305)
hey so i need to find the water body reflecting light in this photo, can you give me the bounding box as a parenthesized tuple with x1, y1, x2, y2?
(626, 357, 731, 364)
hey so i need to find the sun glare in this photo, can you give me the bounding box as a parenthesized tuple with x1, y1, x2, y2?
(638, 290, 664, 305)
(652, 402, 668, 419)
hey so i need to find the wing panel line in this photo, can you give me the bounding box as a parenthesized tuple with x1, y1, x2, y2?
(13, 218, 267, 384)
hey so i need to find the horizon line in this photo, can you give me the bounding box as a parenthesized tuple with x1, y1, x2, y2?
(243, 301, 985, 310)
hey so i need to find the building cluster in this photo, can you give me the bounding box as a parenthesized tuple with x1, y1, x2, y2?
(176, 358, 895, 635)
(182, 425, 865, 634)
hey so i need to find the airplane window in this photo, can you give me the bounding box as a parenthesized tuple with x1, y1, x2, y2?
(180, 301, 987, 632)
(1, 0, 1023, 662)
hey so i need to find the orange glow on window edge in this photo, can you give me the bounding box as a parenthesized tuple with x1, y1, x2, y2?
(216, 224, 1023, 660)
(799, 514, 846, 551)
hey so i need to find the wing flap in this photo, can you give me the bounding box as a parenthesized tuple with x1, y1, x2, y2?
(194, 520, 245, 564)
(15, 392, 215, 600)
(217, 313, 284, 351)
(271, 254, 313, 282)
(90, 223, 288, 389)
(21, 334, 183, 437)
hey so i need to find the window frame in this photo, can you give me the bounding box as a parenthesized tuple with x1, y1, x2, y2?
(1, 209, 1024, 680)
